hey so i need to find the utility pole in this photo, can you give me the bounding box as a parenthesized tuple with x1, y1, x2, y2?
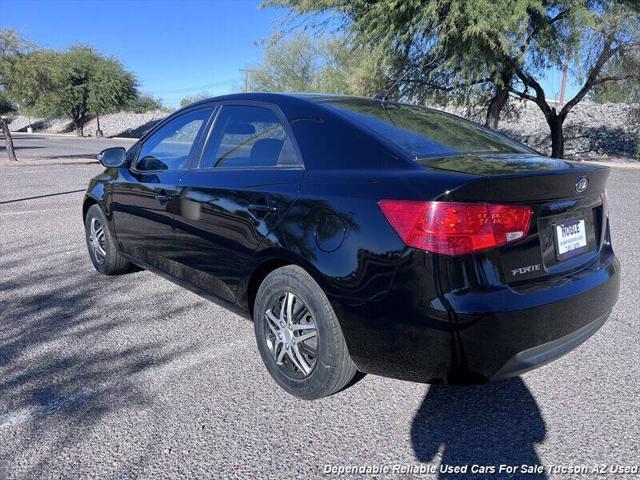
(239, 69, 254, 93)
(559, 49, 570, 106)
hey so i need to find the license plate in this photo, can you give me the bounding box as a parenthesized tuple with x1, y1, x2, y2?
(555, 218, 588, 260)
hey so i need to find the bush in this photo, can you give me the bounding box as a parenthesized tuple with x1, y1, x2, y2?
(126, 94, 163, 113)
(180, 93, 210, 107)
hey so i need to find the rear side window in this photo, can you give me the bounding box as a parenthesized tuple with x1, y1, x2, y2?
(136, 108, 212, 171)
(324, 99, 530, 159)
(201, 105, 300, 169)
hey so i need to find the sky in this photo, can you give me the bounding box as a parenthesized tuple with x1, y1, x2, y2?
(1, 0, 579, 108)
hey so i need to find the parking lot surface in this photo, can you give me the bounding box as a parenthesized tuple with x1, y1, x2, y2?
(1, 134, 639, 479)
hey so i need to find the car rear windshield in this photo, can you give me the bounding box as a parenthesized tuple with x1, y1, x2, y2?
(324, 98, 531, 159)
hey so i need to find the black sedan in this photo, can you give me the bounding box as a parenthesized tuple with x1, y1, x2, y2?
(84, 93, 620, 399)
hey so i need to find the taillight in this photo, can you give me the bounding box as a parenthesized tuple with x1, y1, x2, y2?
(378, 200, 532, 255)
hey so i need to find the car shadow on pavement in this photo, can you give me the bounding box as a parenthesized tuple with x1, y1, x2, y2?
(411, 377, 546, 479)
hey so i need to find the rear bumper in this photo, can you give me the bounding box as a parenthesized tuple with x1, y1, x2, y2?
(491, 310, 609, 380)
(339, 251, 620, 384)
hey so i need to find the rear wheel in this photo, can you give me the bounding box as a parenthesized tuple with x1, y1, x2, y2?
(84, 204, 130, 275)
(253, 265, 357, 400)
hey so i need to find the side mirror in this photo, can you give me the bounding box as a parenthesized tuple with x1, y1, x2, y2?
(97, 147, 126, 167)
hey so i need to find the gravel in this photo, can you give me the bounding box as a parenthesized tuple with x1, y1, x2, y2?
(7, 110, 167, 138)
(434, 101, 639, 159)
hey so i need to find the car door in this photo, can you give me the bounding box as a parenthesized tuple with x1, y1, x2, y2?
(110, 106, 214, 272)
(173, 103, 304, 303)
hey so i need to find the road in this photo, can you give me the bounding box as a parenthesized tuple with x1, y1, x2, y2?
(1, 134, 639, 479)
(0, 133, 136, 167)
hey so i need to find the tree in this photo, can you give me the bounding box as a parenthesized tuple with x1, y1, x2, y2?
(1, 49, 59, 129)
(42, 45, 137, 136)
(126, 93, 163, 113)
(267, 0, 541, 126)
(0, 93, 17, 161)
(180, 92, 210, 107)
(591, 50, 640, 103)
(51, 46, 94, 136)
(88, 57, 137, 136)
(249, 34, 319, 92)
(1, 30, 139, 154)
(247, 32, 390, 96)
(269, 0, 640, 158)
(507, 1, 639, 157)
(0, 28, 35, 162)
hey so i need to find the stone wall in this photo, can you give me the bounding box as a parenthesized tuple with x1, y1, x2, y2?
(7, 110, 166, 138)
(434, 101, 639, 160)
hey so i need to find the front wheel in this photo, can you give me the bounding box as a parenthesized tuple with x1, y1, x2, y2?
(253, 265, 357, 400)
(84, 204, 130, 275)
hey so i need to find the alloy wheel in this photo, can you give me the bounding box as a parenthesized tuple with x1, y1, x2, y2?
(264, 291, 318, 378)
(89, 217, 107, 265)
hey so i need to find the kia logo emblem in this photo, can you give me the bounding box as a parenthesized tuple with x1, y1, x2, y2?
(575, 177, 589, 193)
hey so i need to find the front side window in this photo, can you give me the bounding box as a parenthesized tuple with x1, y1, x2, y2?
(201, 105, 300, 169)
(136, 108, 212, 171)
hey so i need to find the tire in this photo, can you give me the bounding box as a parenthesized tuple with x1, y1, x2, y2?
(84, 204, 130, 275)
(253, 265, 357, 400)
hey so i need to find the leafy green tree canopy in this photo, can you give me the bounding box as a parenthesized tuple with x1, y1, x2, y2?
(180, 92, 211, 107)
(591, 50, 640, 103)
(1, 49, 59, 122)
(49, 45, 137, 136)
(88, 55, 137, 116)
(246, 32, 390, 96)
(0, 28, 36, 161)
(126, 93, 164, 113)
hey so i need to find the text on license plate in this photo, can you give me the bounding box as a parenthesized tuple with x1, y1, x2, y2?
(555, 219, 588, 258)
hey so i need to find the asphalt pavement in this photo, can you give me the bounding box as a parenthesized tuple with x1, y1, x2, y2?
(1, 134, 639, 479)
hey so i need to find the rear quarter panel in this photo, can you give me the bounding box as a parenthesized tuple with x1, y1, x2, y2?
(251, 168, 481, 366)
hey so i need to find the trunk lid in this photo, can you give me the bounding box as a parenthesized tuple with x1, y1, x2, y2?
(419, 153, 610, 284)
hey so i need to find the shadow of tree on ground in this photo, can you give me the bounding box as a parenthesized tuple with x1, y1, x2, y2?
(0, 238, 207, 478)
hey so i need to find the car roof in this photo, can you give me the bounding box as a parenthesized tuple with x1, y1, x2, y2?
(187, 92, 391, 110)
(187, 92, 460, 122)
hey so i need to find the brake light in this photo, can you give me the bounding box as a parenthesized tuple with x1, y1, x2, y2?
(378, 200, 532, 255)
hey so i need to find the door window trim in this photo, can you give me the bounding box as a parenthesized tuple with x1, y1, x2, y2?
(193, 100, 305, 171)
(130, 104, 216, 174)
